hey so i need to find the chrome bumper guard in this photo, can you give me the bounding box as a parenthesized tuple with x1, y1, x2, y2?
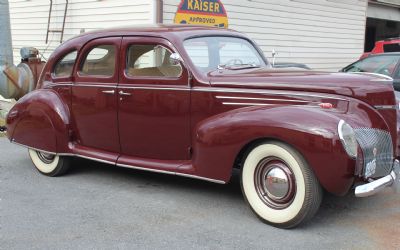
(355, 159, 400, 197)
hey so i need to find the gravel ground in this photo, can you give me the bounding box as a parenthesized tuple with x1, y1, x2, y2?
(0, 137, 399, 250)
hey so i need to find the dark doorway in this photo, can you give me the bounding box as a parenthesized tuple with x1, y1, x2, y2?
(364, 18, 400, 52)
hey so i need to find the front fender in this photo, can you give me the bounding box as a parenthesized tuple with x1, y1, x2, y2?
(6, 89, 71, 153)
(192, 105, 357, 196)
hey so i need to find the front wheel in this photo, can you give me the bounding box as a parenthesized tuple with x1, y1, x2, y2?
(241, 141, 323, 229)
(28, 149, 70, 177)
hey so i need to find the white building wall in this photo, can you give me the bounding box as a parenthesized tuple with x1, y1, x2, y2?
(163, 0, 368, 71)
(8, 0, 368, 71)
(9, 0, 154, 62)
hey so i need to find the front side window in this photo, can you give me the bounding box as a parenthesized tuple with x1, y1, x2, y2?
(183, 36, 267, 73)
(53, 50, 77, 77)
(80, 45, 116, 77)
(344, 55, 400, 77)
(126, 44, 182, 78)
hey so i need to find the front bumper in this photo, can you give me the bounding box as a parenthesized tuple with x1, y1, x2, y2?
(355, 159, 400, 197)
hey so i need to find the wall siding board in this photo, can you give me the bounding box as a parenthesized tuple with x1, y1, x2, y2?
(9, 0, 153, 62)
(9, 0, 367, 71)
(164, 0, 368, 71)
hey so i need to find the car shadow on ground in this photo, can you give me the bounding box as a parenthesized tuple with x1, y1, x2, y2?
(67, 157, 396, 231)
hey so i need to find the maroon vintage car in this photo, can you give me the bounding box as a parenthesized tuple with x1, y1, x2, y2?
(5, 25, 400, 228)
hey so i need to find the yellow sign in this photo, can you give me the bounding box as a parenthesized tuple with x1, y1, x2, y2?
(174, 0, 228, 28)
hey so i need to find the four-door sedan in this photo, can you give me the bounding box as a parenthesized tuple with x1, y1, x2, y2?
(6, 25, 400, 228)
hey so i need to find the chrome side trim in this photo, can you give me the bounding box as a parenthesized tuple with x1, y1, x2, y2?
(44, 83, 347, 101)
(117, 163, 226, 184)
(73, 84, 117, 88)
(75, 155, 116, 165)
(118, 86, 190, 91)
(222, 102, 272, 106)
(374, 105, 397, 110)
(45, 83, 73, 88)
(192, 87, 348, 101)
(11, 140, 115, 164)
(11, 140, 72, 156)
(216, 96, 310, 103)
(12, 141, 225, 185)
(117, 163, 176, 176)
(176, 173, 226, 184)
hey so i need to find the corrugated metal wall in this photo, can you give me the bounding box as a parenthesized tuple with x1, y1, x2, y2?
(9, 0, 154, 62)
(8, 0, 368, 71)
(163, 0, 368, 71)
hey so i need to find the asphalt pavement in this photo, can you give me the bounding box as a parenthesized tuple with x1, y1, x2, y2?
(0, 137, 399, 250)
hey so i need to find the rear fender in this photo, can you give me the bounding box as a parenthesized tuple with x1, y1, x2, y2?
(6, 89, 71, 153)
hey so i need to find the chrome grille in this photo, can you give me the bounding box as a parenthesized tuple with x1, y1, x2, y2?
(354, 128, 393, 178)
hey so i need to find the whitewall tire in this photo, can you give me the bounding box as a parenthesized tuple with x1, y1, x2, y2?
(241, 141, 322, 228)
(28, 149, 70, 177)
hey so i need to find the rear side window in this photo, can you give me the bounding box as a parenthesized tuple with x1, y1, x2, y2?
(53, 50, 77, 77)
(80, 45, 116, 77)
(384, 43, 400, 53)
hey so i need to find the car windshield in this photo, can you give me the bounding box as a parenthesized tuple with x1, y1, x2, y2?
(183, 36, 267, 73)
(343, 55, 400, 77)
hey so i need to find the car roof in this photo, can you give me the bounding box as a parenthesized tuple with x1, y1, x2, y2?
(365, 52, 400, 57)
(51, 24, 249, 60)
(63, 24, 246, 45)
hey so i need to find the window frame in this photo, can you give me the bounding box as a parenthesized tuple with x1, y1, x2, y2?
(74, 37, 121, 84)
(125, 44, 183, 79)
(52, 49, 78, 79)
(120, 36, 189, 87)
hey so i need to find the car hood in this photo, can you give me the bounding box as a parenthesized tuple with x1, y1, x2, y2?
(209, 68, 396, 106)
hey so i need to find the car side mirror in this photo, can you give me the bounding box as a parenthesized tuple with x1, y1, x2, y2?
(169, 53, 183, 66)
(393, 79, 400, 91)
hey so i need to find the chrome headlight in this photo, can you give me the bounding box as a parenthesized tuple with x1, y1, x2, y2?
(338, 120, 358, 159)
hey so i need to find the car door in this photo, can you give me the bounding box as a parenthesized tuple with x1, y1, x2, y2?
(71, 37, 121, 158)
(117, 37, 191, 161)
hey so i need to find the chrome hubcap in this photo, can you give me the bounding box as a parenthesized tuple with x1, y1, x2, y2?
(254, 158, 296, 209)
(36, 151, 56, 164)
(264, 167, 290, 200)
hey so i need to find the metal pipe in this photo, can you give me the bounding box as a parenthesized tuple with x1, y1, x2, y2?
(152, 0, 163, 24)
(0, 0, 34, 99)
(0, 0, 13, 66)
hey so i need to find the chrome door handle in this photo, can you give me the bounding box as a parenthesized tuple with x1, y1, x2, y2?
(119, 90, 131, 96)
(102, 90, 115, 94)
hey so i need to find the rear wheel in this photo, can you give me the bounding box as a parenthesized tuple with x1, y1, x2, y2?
(241, 141, 322, 228)
(28, 149, 70, 177)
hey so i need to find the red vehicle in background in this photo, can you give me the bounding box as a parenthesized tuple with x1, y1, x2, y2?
(362, 37, 400, 59)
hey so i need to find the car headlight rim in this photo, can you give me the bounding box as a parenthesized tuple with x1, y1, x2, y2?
(338, 120, 358, 159)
